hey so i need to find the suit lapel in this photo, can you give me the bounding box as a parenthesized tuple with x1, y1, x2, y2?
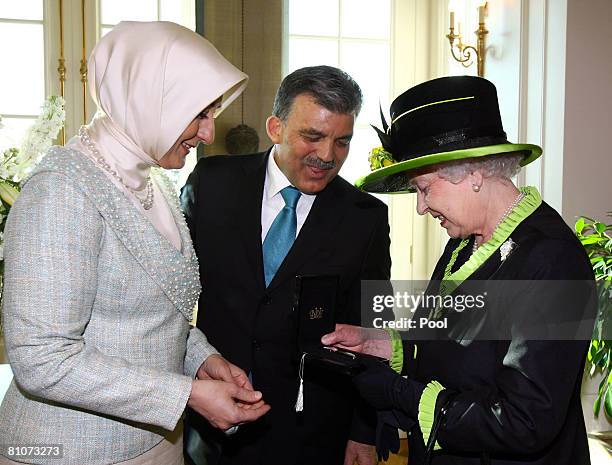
(267, 178, 349, 291)
(37, 149, 201, 322)
(236, 151, 268, 291)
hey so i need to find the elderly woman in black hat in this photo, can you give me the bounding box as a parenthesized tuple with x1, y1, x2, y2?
(322, 76, 595, 465)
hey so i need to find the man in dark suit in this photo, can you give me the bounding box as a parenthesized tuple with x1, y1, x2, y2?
(181, 65, 391, 465)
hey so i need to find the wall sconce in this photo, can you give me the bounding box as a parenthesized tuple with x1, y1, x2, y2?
(447, 2, 488, 77)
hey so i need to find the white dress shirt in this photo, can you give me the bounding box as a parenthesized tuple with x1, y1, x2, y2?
(261, 146, 316, 242)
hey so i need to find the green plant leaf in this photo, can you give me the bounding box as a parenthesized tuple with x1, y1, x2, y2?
(577, 211, 612, 418)
(594, 261, 606, 270)
(599, 371, 609, 391)
(582, 237, 603, 245)
(590, 342, 599, 361)
(591, 346, 607, 368)
(0, 179, 20, 206)
(605, 379, 612, 418)
(594, 390, 602, 416)
(594, 374, 610, 417)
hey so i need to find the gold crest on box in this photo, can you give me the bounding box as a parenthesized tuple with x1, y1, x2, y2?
(309, 307, 324, 320)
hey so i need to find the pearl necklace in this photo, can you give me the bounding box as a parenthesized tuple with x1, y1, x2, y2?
(79, 126, 154, 210)
(473, 191, 525, 253)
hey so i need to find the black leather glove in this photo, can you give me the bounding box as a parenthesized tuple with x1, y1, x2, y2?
(353, 357, 425, 417)
(375, 409, 416, 461)
(375, 411, 400, 461)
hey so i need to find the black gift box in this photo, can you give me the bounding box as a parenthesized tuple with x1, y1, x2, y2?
(293, 275, 388, 376)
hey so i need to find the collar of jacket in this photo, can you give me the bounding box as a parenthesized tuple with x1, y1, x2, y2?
(239, 150, 351, 291)
(30, 146, 201, 322)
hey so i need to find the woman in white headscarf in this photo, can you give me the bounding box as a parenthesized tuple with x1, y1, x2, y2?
(0, 21, 269, 465)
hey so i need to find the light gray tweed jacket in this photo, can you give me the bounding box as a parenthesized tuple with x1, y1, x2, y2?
(0, 147, 218, 464)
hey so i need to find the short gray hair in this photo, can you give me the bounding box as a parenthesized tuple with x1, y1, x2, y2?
(435, 152, 524, 183)
(272, 65, 363, 121)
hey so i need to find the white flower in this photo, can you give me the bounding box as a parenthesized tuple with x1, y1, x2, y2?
(0, 98, 65, 280)
(0, 148, 19, 181)
(500, 238, 516, 261)
(14, 95, 65, 181)
(0, 96, 66, 250)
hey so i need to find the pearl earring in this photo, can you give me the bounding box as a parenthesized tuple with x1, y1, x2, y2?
(472, 184, 481, 192)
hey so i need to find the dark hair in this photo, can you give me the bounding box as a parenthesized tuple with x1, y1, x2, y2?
(272, 65, 363, 121)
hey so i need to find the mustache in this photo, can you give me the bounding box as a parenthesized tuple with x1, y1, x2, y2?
(303, 155, 336, 170)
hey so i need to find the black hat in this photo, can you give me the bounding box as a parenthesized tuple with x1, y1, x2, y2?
(356, 76, 542, 193)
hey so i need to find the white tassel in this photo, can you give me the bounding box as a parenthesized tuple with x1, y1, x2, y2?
(295, 354, 306, 412)
(295, 378, 304, 412)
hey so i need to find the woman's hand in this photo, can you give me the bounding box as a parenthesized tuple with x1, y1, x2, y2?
(197, 354, 264, 410)
(187, 379, 271, 430)
(198, 354, 251, 387)
(321, 324, 393, 360)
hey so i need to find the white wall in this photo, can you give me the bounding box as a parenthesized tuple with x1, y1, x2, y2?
(563, 0, 612, 432)
(487, 0, 612, 225)
(487, 0, 612, 433)
(486, 0, 568, 213)
(562, 0, 612, 225)
(484, 0, 523, 143)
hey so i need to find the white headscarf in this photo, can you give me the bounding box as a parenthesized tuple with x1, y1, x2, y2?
(68, 21, 247, 250)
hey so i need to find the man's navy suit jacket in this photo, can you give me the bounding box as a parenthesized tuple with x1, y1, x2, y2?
(181, 150, 391, 465)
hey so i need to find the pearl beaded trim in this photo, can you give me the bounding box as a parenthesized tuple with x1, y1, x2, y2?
(473, 191, 525, 253)
(30, 146, 201, 321)
(78, 126, 154, 210)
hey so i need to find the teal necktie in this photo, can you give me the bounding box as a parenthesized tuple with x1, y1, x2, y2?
(263, 186, 301, 286)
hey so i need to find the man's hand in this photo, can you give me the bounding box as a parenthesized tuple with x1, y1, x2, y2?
(321, 324, 392, 360)
(344, 440, 376, 465)
(187, 379, 271, 430)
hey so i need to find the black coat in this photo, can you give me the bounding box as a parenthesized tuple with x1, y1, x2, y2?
(395, 202, 596, 465)
(181, 150, 391, 465)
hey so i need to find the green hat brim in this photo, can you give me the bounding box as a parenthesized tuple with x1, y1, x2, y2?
(356, 143, 542, 194)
